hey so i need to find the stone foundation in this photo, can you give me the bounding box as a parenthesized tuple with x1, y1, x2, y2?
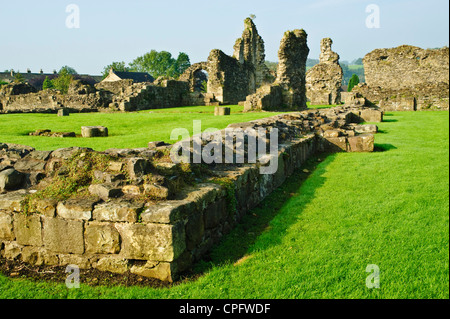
(0, 106, 380, 281)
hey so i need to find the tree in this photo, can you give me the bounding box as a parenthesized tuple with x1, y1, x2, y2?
(42, 76, 54, 90)
(102, 61, 127, 79)
(352, 58, 364, 65)
(348, 74, 360, 92)
(174, 52, 191, 76)
(129, 50, 191, 79)
(14, 73, 25, 83)
(59, 66, 78, 75)
(51, 68, 73, 94)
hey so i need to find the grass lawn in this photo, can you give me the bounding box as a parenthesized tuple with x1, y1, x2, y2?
(0, 105, 284, 151)
(0, 109, 448, 299)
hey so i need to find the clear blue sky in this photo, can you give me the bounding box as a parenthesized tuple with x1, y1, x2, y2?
(0, 0, 448, 75)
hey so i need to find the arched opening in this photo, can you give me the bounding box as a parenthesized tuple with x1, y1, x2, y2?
(193, 69, 208, 93)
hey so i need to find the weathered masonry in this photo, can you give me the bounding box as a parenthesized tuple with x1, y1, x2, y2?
(351, 45, 449, 111)
(0, 106, 382, 282)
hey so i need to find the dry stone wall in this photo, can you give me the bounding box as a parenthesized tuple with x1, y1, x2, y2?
(0, 105, 381, 282)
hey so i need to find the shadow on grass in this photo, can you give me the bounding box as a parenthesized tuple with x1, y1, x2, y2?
(382, 119, 398, 123)
(188, 152, 336, 276)
(374, 143, 397, 152)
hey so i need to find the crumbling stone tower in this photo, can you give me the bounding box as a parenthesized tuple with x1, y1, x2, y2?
(233, 18, 274, 93)
(306, 38, 343, 105)
(244, 29, 310, 111)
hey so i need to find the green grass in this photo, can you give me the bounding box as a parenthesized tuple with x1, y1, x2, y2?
(0, 105, 284, 151)
(0, 110, 448, 299)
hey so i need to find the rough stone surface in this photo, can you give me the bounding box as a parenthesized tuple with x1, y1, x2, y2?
(0, 169, 25, 191)
(81, 126, 108, 138)
(13, 214, 42, 246)
(306, 38, 343, 105)
(42, 217, 84, 254)
(85, 222, 120, 254)
(115, 222, 185, 262)
(244, 29, 309, 111)
(353, 45, 449, 111)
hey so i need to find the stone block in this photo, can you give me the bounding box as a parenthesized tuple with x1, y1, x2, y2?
(115, 222, 185, 262)
(126, 157, 148, 180)
(322, 137, 348, 152)
(0, 212, 14, 240)
(13, 213, 42, 246)
(0, 169, 25, 191)
(81, 126, 108, 138)
(185, 212, 204, 250)
(0, 191, 26, 212)
(130, 261, 173, 282)
(21, 247, 59, 266)
(214, 106, 231, 116)
(85, 222, 120, 254)
(347, 134, 375, 152)
(57, 199, 96, 220)
(2, 241, 22, 260)
(143, 184, 169, 200)
(323, 130, 341, 138)
(353, 124, 378, 134)
(359, 109, 383, 122)
(140, 200, 192, 224)
(42, 217, 84, 254)
(94, 256, 129, 274)
(33, 198, 58, 217)
(93, 201, 142, 223)
(57, 108, 69, 116)
(88, 184, 122, 201)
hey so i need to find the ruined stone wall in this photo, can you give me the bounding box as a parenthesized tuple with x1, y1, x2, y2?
(244, 29, 310, 111)
(232, 18, 275, 92)
(356, 45, 449, 110)
(0, 105, 381, 281)
(207, 49, 251, 104)
(306, 38, 343, 105)
(0, 82, 111, 114)
(107, 80, 192, 111)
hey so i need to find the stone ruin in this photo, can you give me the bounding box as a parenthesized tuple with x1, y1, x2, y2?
(306, 38, 343, 105)
(244, 29, 310, 111)
(1, 18, 310, 114)
(182, 18, 276, 106)
(350, 45, 449, 111)
(0, 105, 382, 282)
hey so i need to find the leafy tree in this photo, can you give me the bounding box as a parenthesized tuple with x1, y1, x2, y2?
(102, 61, 127, 79)
(59, 66, 78, 75)
(201, 80, 208, 93)
(14, 73, 25, 83)
(51, 68, 73, 94)
(129, 50, 191, 79)
(348, 74, 360, 92)
(174, 52, 191, 76)
(42, 76, 54, 90)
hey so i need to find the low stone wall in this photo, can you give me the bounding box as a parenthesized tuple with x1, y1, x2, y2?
(352, 83, 449, 111)
(0, 106, 381, 282)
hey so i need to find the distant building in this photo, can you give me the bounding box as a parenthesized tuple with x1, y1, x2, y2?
(102, 68, 154, 83)
(0, 69, 103, 89)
